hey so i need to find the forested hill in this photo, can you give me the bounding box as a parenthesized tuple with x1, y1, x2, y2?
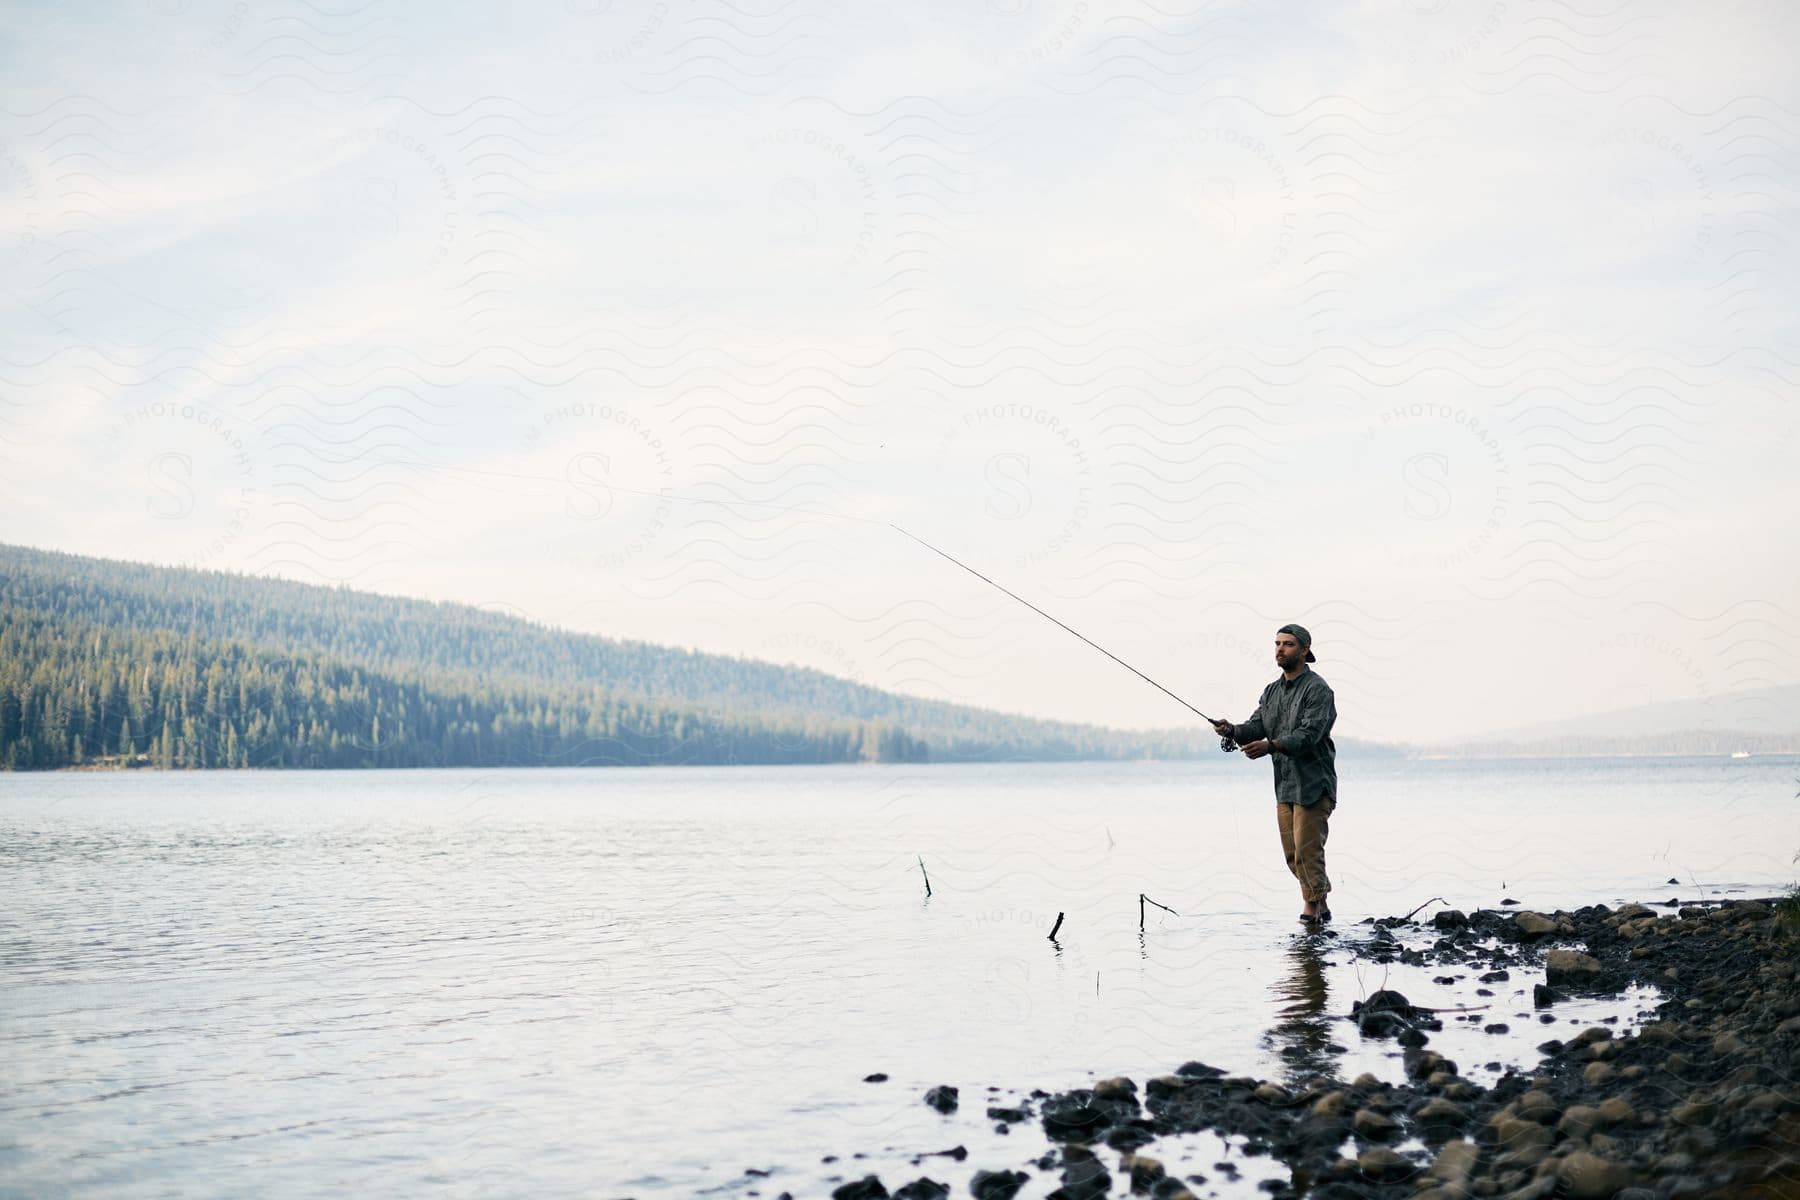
(0, 542, 1243, 771)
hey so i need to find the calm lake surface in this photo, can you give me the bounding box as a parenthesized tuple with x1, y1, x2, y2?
(2, 756, 1795, 1198)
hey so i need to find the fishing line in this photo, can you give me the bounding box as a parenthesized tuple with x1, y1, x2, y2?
(374, 456, 1228, 733)
(885, 524, 1219, 726)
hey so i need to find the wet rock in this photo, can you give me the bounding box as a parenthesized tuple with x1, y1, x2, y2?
(923, 1085, 958, 1114)
(1532, 983, 1561, 1007)
(1544, 949, 1610, 988)
(1434, 909, 1468, 930)
(986, 1106, 1028, 1124)
(1144, 1076, 1188, 1102)
(1041, 1092, 1110, 1142)
(1671, 1099, 1717, 1127)
(1557, 1105, 1603, 1140)
(1356, 1147, 1414, 1182)
(1149, 1181, 1196, 1200)
(1427, 1139, 1479, 1185)
(1414, 1097, 1470, 1134)
(1558, 1151, 1633, 1199)
(1050, 1166, 1111, 1199)
(1311, 1090, 1349, 1119)
(969, 1169, 1028, 1200)
(863, 1073, 889, 1083)
(891, 1179, 949, 1200)
(1581, 1062, 1615, 1087)
(1595, 1096, 1635, 1127)
(1093, 1077, 1137, 1102)
(1252, 1082, 1288, 1105)
(1492, 1118, 1552, 1167)
(1126, 1153, 1165, 1191)
(1515, 1090, 1560, 1123)
(1513, 912, 1556, 938)
(832, 1176, 888, 1200)
(1352, 1108, 1397, 1140)
(1103, 1122, 1154, 1151)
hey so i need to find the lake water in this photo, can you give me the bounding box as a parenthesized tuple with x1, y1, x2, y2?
(2, 756, 1795, 1198)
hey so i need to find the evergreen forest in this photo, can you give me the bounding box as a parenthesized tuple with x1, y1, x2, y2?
(0, 543, 1239, 771)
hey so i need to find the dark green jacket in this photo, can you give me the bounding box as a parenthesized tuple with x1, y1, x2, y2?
(1231, 668, 1337, 807)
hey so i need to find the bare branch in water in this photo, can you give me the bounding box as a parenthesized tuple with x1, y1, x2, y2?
(1401, 896, 1448, 922)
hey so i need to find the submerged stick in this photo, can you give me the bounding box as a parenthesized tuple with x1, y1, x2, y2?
(1401, 896, 1448, 922)
(1047, 912, 1065, 940)
(1139, 893, 1180, 929)
(917, 855, 931, 898)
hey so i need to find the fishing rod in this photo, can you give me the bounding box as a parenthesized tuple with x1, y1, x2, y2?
(886, 525, 1221, 722)
(383, 458, 1238, 747)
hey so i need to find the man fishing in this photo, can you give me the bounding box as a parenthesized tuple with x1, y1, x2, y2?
(1211, 625, 1338, 926)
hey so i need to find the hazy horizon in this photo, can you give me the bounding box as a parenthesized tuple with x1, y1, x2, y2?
(3, 1, 1796, 742)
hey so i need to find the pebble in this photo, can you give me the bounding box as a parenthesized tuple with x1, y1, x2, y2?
(1581, 1061, 1615, 1087)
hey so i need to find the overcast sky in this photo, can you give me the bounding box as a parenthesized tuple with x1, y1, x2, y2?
(3, 0, 1796, 742)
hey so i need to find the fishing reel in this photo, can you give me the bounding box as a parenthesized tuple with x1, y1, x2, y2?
(1219, 735, 1239, 753)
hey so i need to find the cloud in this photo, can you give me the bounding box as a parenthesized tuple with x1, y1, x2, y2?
(2, 0, 1796, 742)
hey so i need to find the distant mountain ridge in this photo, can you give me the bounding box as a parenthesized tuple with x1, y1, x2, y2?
(1, 541, 1328, 770)
(1426, 685, 1800, 758)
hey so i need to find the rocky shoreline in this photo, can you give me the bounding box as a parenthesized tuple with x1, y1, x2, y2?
(810, 897, 1798, 1200)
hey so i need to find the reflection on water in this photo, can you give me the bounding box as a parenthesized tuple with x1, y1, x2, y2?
(1265, 937, 1340, 1086)
(1, 757, 1792, 1197)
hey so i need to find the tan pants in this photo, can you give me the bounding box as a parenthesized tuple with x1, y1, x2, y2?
(1277, 796, 1335, 903)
